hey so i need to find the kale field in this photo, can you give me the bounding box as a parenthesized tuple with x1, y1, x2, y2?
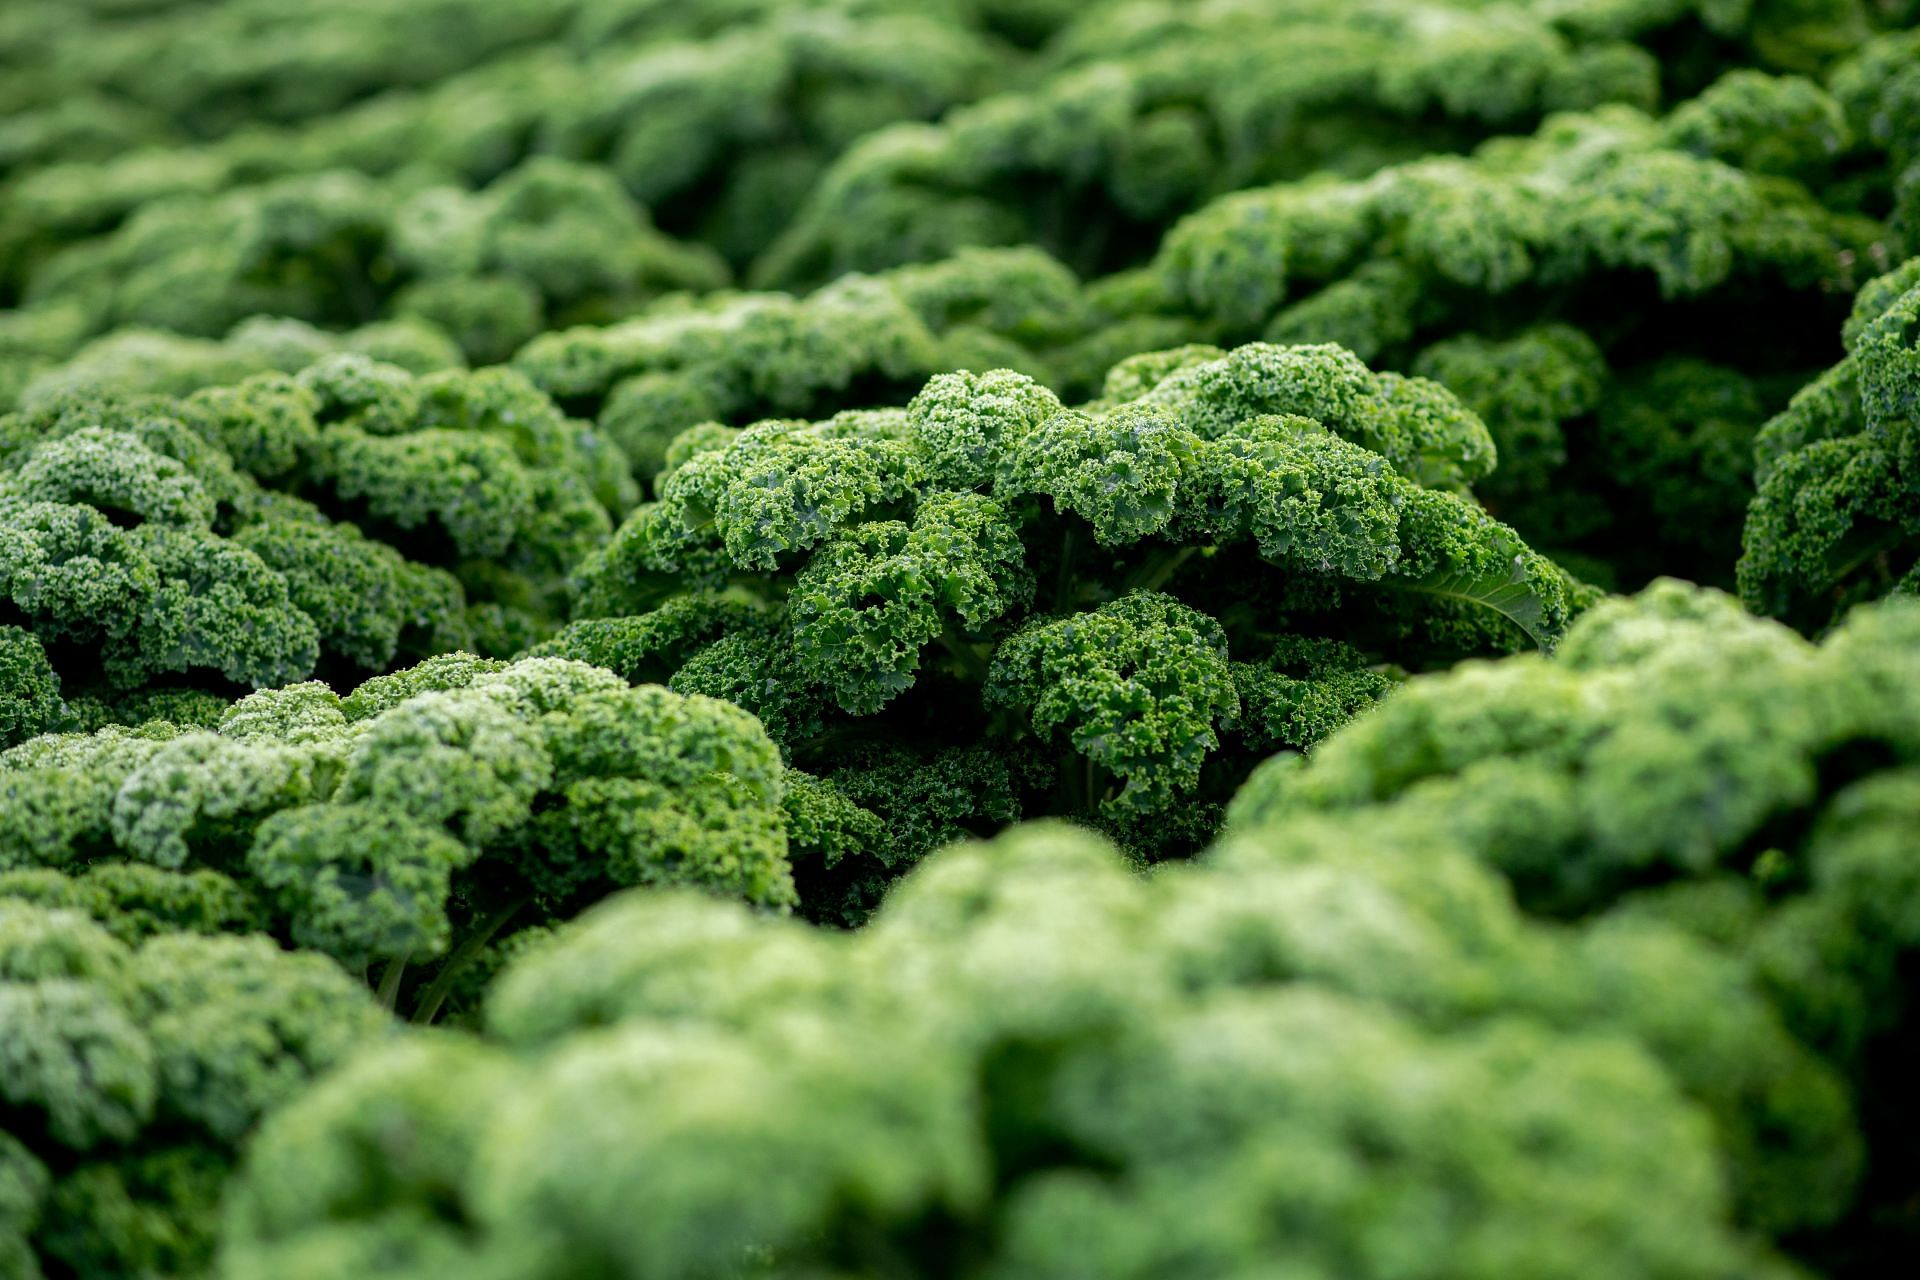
(3, 0, 1920, 1275)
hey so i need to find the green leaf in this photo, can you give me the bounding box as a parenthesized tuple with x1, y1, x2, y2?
(1389, 549, 1559, 649)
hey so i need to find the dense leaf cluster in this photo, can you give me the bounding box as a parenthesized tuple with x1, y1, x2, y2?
(1740, 257, 1920, 627)
(550, 340, 1582, 890)
(223, 584, 1920, 1277)
(1228, 582, 1920, 1264)
(1, 654, 797, 1013)
(0, 358, 633, 735)
(222, 821, 1816, 1280)
(1, 902, 388, 1276)
(5, 4, 1915, 598)
(1, 2, 1919, 1279)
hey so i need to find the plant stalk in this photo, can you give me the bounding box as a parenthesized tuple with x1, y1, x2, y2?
(375, 951, 411, 1011)
(938, 620, 994, 684)
(411, 896, 531, 1025)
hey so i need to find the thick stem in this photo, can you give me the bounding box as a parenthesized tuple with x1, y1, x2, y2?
(410, 896, 531, 1026)
(938, 619, 994, 685)
(1060, 754, 1119, 820)
(1059, 747, 1091, 816)
(375, 952, 411, 1011)
(1825, 522, 1908, 592)
(1129, 545, 1200, 595)
(1052, 526, 1078, 613)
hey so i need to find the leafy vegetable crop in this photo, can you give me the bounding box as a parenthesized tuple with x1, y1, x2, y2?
(2, 1, 1919, 1277)
(551, 339, 1583, 903)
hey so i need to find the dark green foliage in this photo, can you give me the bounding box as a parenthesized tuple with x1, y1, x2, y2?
(0, 864, 262, 946)
(1740, 262, 1920, 628)
(556, 341, 1580, 872)
(0, 359, 633, 719)
(753, 0, 1676, 286)
(1411, 325, 1609, 513)
(490, 70, 1898, 593)
(0, 654, 799, 1026)
(1227, 582, 1920, 1266)
(247, 806, 468, 970)
(1230, 634, 1400, 754)
(5, 56, 1899, 605)
(1121, 89, 1892, 585)
(512, 247, 1095, 485)
(2, 5, 1919, 1279)
(1665, 69, 1851, 179)
(0, 901, 391, 1274)
(1831, 29, 1920, 251)
(0, 624, 62, 750)
(0, 1, 1031, 401)
(219, 812, 1854, 1279)
(987, 591, 1238, 817)
(0, 151, 726, 400)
